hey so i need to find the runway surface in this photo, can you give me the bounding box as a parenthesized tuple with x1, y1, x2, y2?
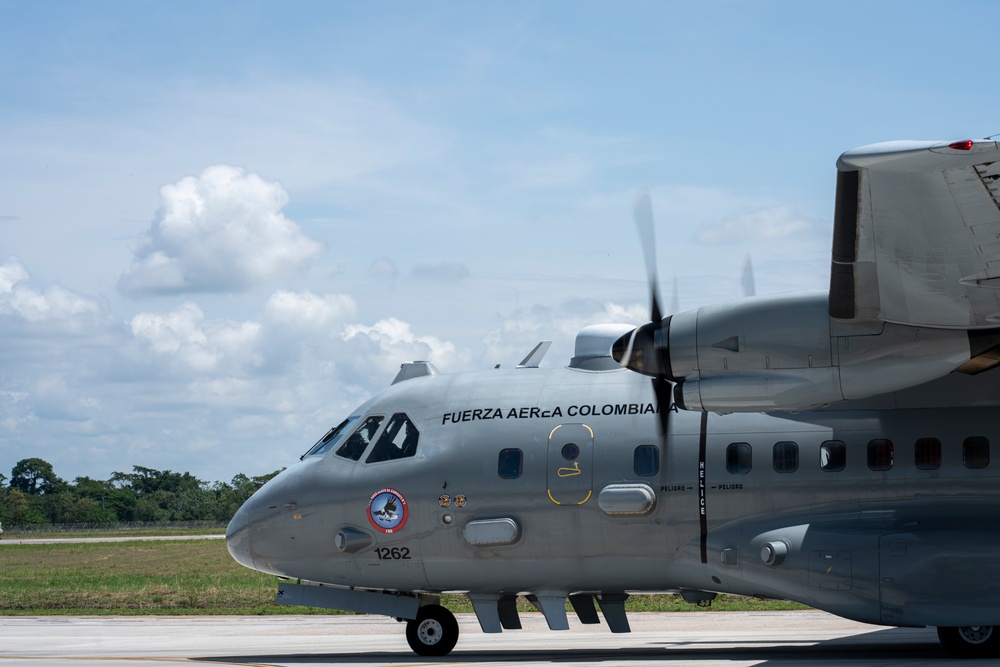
(0, 611, 948, 666)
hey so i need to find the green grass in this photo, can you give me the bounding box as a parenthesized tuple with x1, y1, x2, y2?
(0, 539, 292, 615)
(7, 526, 225, 540)
(0, 539, 806, 615)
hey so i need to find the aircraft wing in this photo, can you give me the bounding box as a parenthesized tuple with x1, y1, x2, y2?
(830, 139, 1000, 328)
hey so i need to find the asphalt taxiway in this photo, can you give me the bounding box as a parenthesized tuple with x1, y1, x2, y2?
(0, 610, 947, 666)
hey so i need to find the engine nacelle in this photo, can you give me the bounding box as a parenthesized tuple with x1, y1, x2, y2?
(615, 292, 981, 413)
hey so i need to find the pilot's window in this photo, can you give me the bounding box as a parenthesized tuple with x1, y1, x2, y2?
(820, 440, 846, 472)
(867, 439, 893, 471)
(773, 441, 798, 473)
(365, 413, 419, 464)
(335, 415, 383, 461)
(915, 438, 942, 470)
(634, 445, 659, 476)
(498, 449, 523, 479)
(963, 436, 990, 469)
(303, 416, 359, 458)
(726, 442, 752, 474)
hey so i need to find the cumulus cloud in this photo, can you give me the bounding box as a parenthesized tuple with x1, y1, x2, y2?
(0, 257, 29, 293)
(118, 166, 324, 295)
(264, 290, 357, 329)
(695, 205, 818, 244)
(0, 257, 111, 333)
(130, 302, 262, 374)
(410, 261, 471, 282)
(342, 317, 469, 375)
(6, 285, 106, 326)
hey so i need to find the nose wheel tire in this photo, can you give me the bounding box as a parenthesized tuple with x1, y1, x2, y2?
(406, 604, 459, 656)
(938, 626, 1000, 659)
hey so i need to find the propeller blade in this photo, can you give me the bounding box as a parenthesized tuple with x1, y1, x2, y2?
(632, 187, 663, 325)
(669, 272, 680, 315)
(652, 376, 672, 438)
(627, 188, 674, 440)
(740, 252, 756, 298)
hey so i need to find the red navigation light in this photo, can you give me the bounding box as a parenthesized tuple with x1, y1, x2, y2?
(949, 140, 974, 151)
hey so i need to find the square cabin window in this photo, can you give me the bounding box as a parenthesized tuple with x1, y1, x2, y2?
(633, 445, 659, 477)
(498, 448, 523, 479)
(773, 441, 799, 473)
(867, 439, 894, 471)
(914, 438, 942, 470)
(820, 440, 846, 472)
(726, 442, 752, 474)
(964, 437, 990, 470)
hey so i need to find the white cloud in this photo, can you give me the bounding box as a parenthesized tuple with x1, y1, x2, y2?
(0, 258, 111, 333)
(118, 166, 324, 295)
(130, 302, 262, 374)
(5, 285, 105, 325)
(129, 302, 206, 353)
(342, 317, 469, 375)
(0, 257, 29, 293)
(696, 205, 818, 244)
(264, 290, 357, 329)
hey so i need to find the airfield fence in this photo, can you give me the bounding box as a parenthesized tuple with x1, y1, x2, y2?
(1, 520, 228, 535)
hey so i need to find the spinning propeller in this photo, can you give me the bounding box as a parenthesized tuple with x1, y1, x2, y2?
(611, 188, 673, 439)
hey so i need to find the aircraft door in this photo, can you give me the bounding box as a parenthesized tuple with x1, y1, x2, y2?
(546, 423, 594, 505)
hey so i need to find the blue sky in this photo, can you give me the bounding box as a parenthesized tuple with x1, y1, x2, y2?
(2, 1, 999, 484)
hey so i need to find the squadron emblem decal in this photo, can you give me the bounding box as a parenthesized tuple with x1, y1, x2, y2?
(368, 488, 408, 534)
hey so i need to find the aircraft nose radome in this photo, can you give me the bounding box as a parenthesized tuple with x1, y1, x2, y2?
(226, 499, 255, 570)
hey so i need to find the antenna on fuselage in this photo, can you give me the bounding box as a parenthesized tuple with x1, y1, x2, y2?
(517, 341, 552, 368)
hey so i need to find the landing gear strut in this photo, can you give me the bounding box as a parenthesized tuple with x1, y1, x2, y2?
(406, 604, 459, 656)
(938, 625, 1000, 659)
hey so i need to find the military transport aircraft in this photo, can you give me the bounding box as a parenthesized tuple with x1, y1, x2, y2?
(227, 137, 1000, 659)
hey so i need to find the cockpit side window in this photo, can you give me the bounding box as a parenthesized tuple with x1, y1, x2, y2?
(302, 416, 359, 458)
(365, 413, 419, 464)
(336, 415, 384, 462)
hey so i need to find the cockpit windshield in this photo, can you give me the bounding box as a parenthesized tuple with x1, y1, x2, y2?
(301, 413, 416, 463)
(335, 415, 384, 461)
(302, 416, 359, 458)
(365, 413, 419, 463)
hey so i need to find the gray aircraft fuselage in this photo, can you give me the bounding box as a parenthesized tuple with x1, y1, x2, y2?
(227, 331, 1000, 639)
(228, 136, 1000, 657)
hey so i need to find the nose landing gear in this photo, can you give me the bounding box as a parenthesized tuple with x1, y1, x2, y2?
(938, 625, 1000, 659)
(406, 604, 460, 656)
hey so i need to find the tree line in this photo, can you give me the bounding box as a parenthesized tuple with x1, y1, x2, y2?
(0, 457, 283, 526)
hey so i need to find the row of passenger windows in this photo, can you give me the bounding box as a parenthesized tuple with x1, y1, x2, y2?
(307, 417, 992, 477)
(303, 413, 419, 464)
(496, 445, 661, 479)
(726, 437, 992, 475)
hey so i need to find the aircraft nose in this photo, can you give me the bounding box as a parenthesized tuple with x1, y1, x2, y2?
(226, 497, 255, 570)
